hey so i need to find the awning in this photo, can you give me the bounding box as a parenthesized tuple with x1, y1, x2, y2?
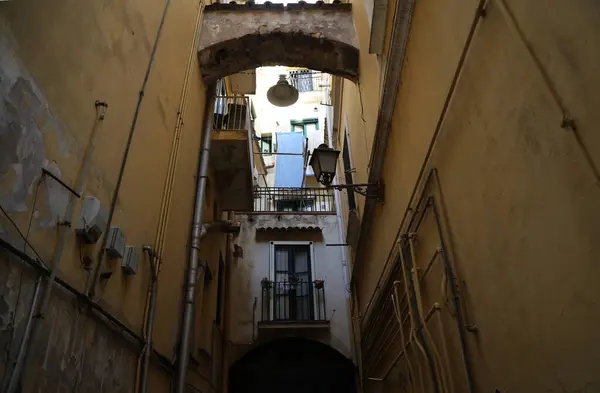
(256, 224, 322, 233)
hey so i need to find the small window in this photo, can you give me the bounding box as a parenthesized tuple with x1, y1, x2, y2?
(290, 119, 319, 136)
(261, 135, 273, 154)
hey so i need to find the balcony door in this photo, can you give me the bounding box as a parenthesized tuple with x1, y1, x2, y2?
(272, 244, 314, 321)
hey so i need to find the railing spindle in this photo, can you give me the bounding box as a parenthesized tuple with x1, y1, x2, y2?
(250, 187, 336, 213)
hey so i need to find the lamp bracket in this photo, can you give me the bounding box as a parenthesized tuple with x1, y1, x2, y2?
(330, 180, 384, 202)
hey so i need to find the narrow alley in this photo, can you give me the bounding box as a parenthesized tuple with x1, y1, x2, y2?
(0, 0, 599, 393)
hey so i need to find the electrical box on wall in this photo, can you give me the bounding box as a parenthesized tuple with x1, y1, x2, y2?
(75, 196, 108, 244)
(105, 226, 126, 259)
(122, 246, 139, 275)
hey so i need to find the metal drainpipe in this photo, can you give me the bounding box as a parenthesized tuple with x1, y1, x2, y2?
(1, 276, 42, 392)
(173, 88, 216, 393)
(220, 211, 233, 393)
(3, 101, 107, 393)
(140, 245, 158, 393)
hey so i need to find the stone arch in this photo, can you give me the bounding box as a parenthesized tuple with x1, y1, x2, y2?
(198, 3, 359, 82)
(229, 337, 356, 393)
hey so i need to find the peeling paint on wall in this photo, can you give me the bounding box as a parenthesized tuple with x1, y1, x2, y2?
(0, 25, 73, 225)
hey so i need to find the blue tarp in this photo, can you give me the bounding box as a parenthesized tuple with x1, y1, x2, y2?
(274, 132, 305, 188)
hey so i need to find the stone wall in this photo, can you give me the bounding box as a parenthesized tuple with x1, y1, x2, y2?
(198, 4, 359, 81)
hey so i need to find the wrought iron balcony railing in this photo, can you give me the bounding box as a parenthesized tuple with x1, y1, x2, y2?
(287, 70, 332, 106)
(261, 279, 327, 322)
(213, 96, 250, 131)
(252, 187, 335, 213)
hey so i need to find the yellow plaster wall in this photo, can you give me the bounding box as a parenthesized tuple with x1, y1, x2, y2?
(345, 0, 600, 391)
(354, 0, 479, 311)
(0, 0, 228, 391)
(339, 0, 384, 219)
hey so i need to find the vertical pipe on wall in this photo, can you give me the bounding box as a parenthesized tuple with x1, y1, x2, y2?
(220, 211, 234, 393)
(430, 198, 476, 393)
(4, 102, 107, 393)
(408, 235, 449, 393)
(399, 237, 440, 393)
(88, 0, 174, 298)
(2, 276, 42, 393)
(359, 0, 487, 323)
(173, 88, 216, 393)
(391, 285, 416, 393)
(139, 246, 158, 393)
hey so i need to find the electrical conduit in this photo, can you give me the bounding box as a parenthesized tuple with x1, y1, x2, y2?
(391, 287, 416, 393)
(136, 4, 207, 392)
(153, 0, 206, 262)
(398, 244, 426, 393)
(408, 234, 450, 393)
(88, 0, 174, 298)
(399, 238, 440, 393)
(359, 0, 486, 324)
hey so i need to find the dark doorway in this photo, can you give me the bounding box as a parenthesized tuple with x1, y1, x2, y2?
(229, 338, 356, 393)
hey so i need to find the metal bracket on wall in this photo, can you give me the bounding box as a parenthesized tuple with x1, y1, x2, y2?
(41, 168, 81, 198)
(331, 180, 385, 202)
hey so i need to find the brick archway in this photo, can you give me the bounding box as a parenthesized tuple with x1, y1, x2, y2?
(198, 3, 359, 82)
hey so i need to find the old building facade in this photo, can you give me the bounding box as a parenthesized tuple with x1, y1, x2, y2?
(1, 0, 599, 393)
(335, 0, 600, 393)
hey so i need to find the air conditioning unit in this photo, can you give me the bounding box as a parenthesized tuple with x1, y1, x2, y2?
(75, 196, 107, 244)
(105, 226, 126, 259)
(122, 246, 139, 276)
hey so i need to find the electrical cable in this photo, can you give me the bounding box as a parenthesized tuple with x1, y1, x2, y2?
(0, 204, 47, 270)
(356, 82, 372, 171)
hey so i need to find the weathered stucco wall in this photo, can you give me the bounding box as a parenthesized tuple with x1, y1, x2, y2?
(226, 214, 352, 360)
(342, 0, 600, 392)
(0, 0, 227, 391)
(198, 4, 359, 81)
(354, 0, 478, 312)
(334, 0, 386, 262)
(0, 249, 157, 393)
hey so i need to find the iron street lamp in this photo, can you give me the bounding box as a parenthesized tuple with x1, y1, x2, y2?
(309, 144, 384, 201)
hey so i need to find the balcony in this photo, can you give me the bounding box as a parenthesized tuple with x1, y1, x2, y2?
(210, 96, 254, 211)
(252, 187, 335, 214)
(259, 279, 329, 334)
(288, 70, 332, 106)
